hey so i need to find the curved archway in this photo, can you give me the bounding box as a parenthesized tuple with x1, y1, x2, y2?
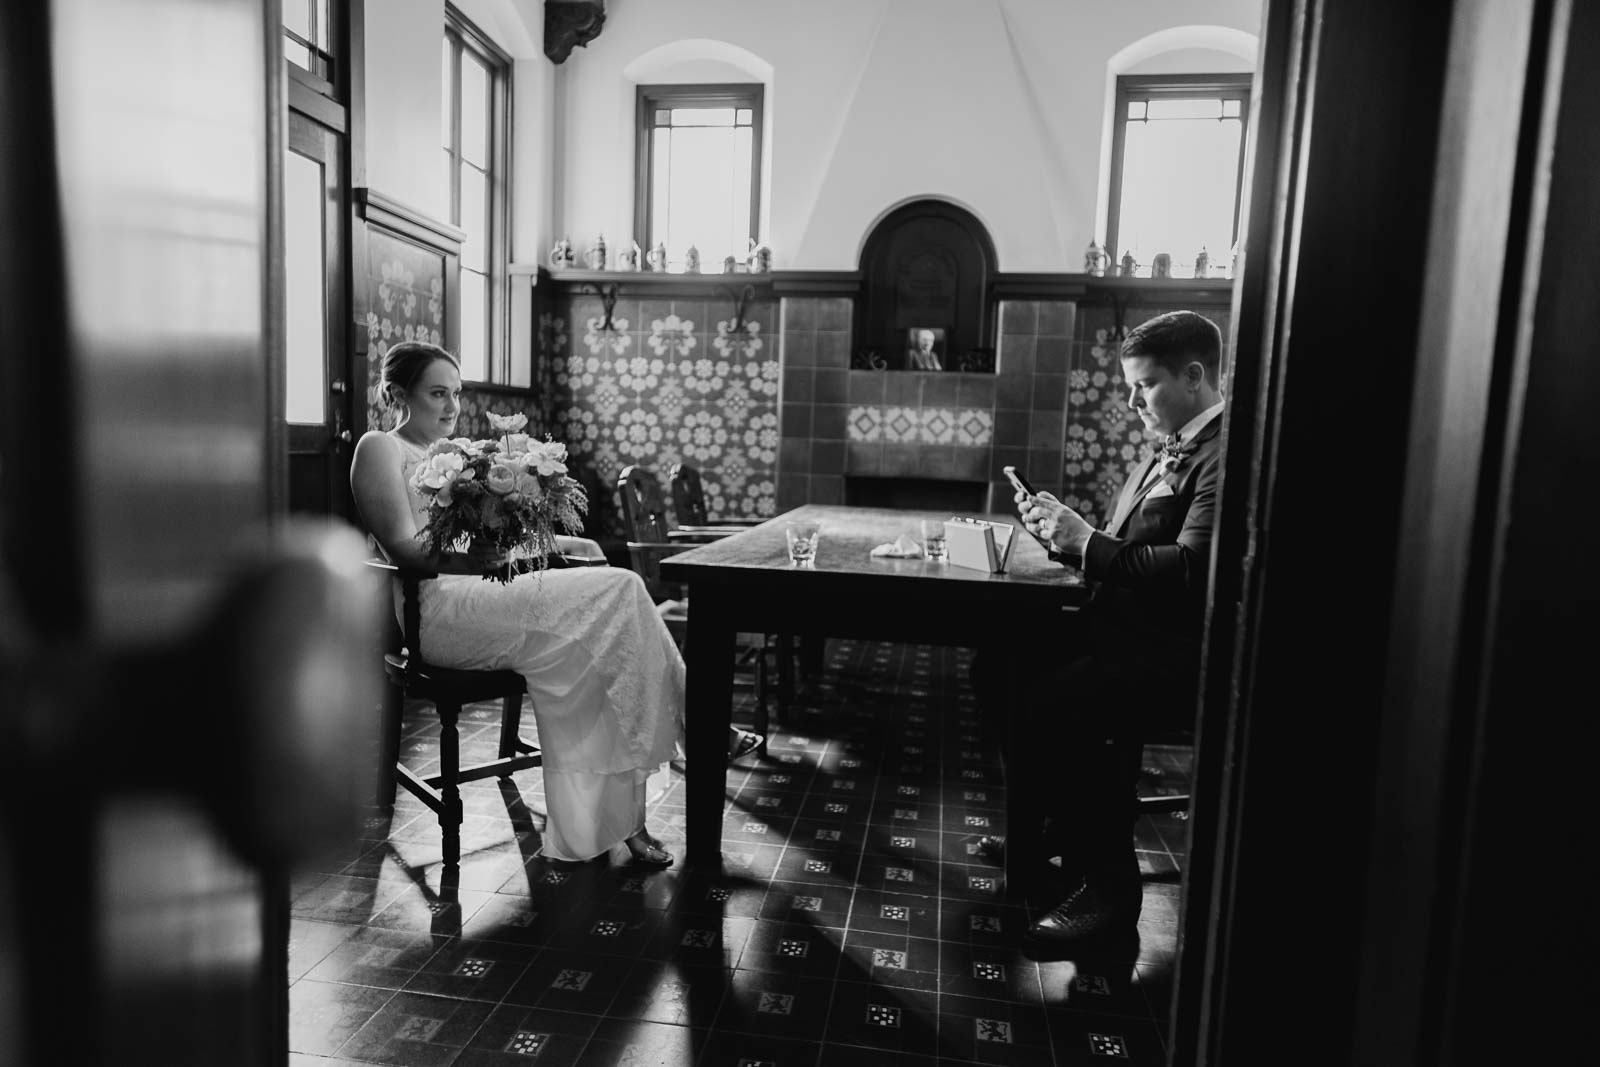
(621, 38, 775, 84)
(855, 199, 998, 372)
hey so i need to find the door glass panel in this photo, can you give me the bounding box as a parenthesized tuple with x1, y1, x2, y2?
(440, 37, 453, 149)
(457, 268, 486, 382)
(284, 148, 325, 425)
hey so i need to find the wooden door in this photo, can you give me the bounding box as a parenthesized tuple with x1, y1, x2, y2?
(0, 2, 377, 1064)
(284, 109, 353, 517)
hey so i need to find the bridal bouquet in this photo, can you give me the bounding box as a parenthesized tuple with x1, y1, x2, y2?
(409, 412, 588, 582)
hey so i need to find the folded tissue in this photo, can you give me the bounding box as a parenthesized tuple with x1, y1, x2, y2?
(869, 534, 924, 559)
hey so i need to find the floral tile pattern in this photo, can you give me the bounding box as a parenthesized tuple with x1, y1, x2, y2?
(847, 406, 994, 447)
(546, 297, 781, 535)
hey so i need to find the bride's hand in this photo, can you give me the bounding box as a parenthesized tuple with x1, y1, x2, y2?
(462, 538, 512, 572)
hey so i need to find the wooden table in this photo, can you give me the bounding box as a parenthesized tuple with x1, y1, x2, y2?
(660, 503, 1091, 891)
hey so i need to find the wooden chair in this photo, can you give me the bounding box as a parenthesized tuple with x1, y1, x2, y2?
(669, 462, 763, 530)
(616, 464, 784, 731)
(363, 553, 602, 865)
(671, 462, 816, 702)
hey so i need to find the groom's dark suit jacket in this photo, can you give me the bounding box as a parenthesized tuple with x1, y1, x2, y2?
(1073, 415, 1223, 717)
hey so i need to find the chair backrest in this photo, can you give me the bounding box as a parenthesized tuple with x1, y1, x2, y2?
(361, 558, 429, 668)
(670, 463, 710, 526)
(617, 465, 673, 542)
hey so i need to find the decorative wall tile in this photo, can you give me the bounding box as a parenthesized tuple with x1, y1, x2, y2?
(955, 409, 993, 447)
(548, 298, 781, 533)
(881, 406, 921, 444)
(843, 406, 993, 448)
(847, 406, 883, 442)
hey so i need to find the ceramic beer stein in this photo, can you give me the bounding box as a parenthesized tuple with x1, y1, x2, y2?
(1152, 252, 1172, 279)
(1084, 240, 1107, 276)
(684, 245, 701, 273)
(1120, 251, 1139, 278)
(616, 242, 640, 272)
(548, 234, 575, 271)
(584, 234, 607, 271)
(1193, 246, 1210, 278)
(647, 242, 668, 272)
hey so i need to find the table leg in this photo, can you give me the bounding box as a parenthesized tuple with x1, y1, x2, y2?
(684, 592, 736, 867)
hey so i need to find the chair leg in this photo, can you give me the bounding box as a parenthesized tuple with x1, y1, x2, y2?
(752, 638, 771, 741)
(378, 679, 403, 809)
(498, 694, 522, 762)
(776, 632, 794, 725)
(437, 699, 462, 866)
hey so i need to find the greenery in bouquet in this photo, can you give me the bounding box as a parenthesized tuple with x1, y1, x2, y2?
(409, 412, 587, 582)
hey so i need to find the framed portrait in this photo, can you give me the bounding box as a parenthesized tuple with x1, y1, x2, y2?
(905, 326, 946, 371)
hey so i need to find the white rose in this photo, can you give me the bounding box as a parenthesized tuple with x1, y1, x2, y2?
(485, 463, 517, 495)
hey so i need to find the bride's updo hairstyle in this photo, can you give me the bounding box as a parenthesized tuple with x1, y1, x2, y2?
(379, 341, 459, 425)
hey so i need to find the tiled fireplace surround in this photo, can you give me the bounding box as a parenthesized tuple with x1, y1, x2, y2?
(777, 295, 1231, 528)
(534, 284, 1230, 536)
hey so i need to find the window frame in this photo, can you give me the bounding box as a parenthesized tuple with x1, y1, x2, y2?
(282, 0, 339, 99)
(443, 3, 513, 383)
(1106, 73, 1252, 268)
(633, 83, 765, 262)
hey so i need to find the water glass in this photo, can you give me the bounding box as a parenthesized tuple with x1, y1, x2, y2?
(921, 519, 948, 562)
(785, 522, 820, 565)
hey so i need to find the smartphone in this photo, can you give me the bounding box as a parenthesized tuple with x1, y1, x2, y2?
(1002, 466, 1055, 552)
(1002, 465, 1037, 498)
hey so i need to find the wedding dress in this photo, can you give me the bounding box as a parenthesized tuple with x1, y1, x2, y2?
(391, 433, 685, 861)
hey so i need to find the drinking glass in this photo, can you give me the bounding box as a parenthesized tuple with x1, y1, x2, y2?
(920, 519, 948, 562)
(785, 522, 820, 565)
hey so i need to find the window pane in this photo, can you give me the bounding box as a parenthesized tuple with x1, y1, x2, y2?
(1222, 99, 1242, 117)
(1147, 97, 1223, 120)
(664, 125, 740, 264)
(461, 53, 488, 167)
(283, 0, 309, 39)
(284, 148, 325, 425)
(671, 107, 734, 127)
(1128, 100, 1146, 120)
(655, 109, 671, 126)
(441, 37, 453, 149)
(735, 108, 753, 125)
(650, 127, 671, 248)
(1118, 115, 1242, 274)
(314, 0, 328, 49)
(459, 163, 486, 271)
(284, 35, 312, 71)
(457, 269, 486, 382)
(731, 126, 753, 253)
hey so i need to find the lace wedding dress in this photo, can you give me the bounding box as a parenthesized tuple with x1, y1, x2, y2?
(391, 433, 685, 861)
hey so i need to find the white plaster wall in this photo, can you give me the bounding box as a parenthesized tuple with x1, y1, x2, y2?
(552, 0, 1262, 271)
(362, 0, 549, 253)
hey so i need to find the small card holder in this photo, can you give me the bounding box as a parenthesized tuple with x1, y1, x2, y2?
(942, 518, 1017, 574)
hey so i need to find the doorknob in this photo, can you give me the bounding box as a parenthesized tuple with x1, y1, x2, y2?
(330, 378, 347, 394)
(3, 522, 381, 867)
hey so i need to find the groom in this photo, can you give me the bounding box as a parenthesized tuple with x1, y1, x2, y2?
(1015, 309, 1226, 947)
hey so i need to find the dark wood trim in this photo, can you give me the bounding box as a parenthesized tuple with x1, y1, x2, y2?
(634, 83, 764, 257)
(354, 188, 465, 255)
(287, 76, 345, 133)
(1173, 1, 1457, 1063)
(462, 380, 536, 399)
(347, 0, 366, 187)
(770, 270, 861, 297)
(989, 273, 1089, 301)
(264, 0, 288, 519)
(545, 269, 775, 300)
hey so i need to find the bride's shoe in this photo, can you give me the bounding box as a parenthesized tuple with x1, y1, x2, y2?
(623, 830, 674, 868)
(728, 726, 764, 762)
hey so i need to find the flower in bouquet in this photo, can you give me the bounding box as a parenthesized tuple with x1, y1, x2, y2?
(410, 415, 588, 582)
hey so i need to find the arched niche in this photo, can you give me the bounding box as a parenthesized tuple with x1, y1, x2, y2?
(854, 199, 998, 372)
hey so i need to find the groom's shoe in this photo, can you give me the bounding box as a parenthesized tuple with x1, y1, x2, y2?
(1024, 860, 1142, 951)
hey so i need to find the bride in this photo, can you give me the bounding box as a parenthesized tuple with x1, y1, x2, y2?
(351, 341, 758, 867)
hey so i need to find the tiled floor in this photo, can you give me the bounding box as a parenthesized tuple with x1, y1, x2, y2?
(289, 640, 1191, 1066)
